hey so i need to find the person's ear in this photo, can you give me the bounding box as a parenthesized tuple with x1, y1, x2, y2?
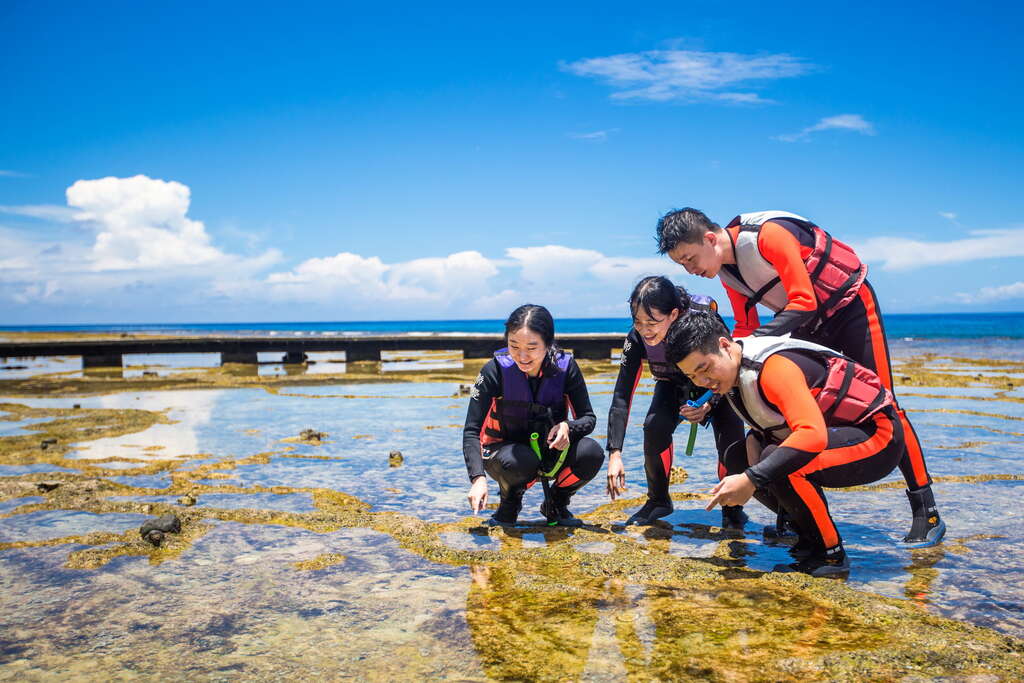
(718, 336, 731, 354)
(668, 308, 681, 324)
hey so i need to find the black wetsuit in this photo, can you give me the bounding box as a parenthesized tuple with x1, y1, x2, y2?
(463, 356, 603, 500)
(606, 328, 746, 507)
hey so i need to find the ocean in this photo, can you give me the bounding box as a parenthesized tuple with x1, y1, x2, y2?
(4, 311, 1024, 338)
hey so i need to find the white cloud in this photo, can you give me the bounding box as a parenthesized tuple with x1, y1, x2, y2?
(0, 170, 31, 178)
(562, 49, 811, 103)
(856, 228, 1024, 271)
(939, 211, 958, 221)
(264, 250, 498, 305)
(65, 175, 232, 270)
(776, 114, 876, 142)
(568, 128, 619, 142)
(0, 204, 81, 222)
(955, 281, 1024, 304)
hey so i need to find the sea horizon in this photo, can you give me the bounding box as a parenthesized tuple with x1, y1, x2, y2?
(4, 310, 1024, 340)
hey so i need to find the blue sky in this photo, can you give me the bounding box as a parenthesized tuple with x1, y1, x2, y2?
(1, 1, 1022, 324)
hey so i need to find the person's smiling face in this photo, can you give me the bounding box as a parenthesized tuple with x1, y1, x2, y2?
(632, 306, 680, 347)
(507, 326, 548, 377)
(677, 338, 740, 395)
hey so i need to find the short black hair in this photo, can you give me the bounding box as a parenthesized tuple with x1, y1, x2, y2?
(655, 208, 720, 254)
(629, 276, 690, 320)
(664, 310, 731, 365)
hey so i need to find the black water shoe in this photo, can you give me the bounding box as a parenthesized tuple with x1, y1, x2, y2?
(901, 485, 946, 548)
(625, 500, 673, 526)
(763, 511, 799, 545)
(721, 505, 749, 529)
(774, 547, 850, 578)
(539, 498, 583, 527)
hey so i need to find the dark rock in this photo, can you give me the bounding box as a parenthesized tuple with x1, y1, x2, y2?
(36, 481, 60, 492)
(389, 450, 404, 467)
(299, 428, 326, 442)
(458, 384, 472, 395)
(73, 404, 81, 409)
(142, 371, 158, 377)
(177, 494, 197, 506)
(41, 437, 57, 446)
(140, 513, 181, 542)
(143, 529, 165, 547)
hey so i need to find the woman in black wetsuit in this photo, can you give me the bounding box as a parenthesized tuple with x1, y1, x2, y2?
(463, 304, 605, 527)
(605, 276, 748, 527)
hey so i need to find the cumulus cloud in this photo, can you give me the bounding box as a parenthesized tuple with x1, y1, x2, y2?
(856, 228, 1024, 271)
(776, 114, 876, 142)
(562, 49, 812, 103)
(64, 175, 231, 270)
(955, 281, 1024, 304)
(265, 250, 499, 305)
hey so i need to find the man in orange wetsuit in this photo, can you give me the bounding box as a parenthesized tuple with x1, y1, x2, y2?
(667, 311, 907, 576)
(656, 208, 944, 548)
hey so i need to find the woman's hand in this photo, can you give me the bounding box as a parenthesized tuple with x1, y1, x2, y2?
(606, 450, 626, 500)
(705, 473, 755, 510)
(467, 476, 489, 514)
(679, 402, 712, 423)
(547, 421, 570, 451)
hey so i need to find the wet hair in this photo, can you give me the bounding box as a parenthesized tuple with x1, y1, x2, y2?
(629, 276, 690, 320)
(504, 304, 562, 369)
(655, 207, 720, 254)
(664, 310, 731, 365)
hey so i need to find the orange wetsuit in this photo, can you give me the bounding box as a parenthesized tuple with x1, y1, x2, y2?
(744, 352, 904, 551)
(722, 218, 930, 491)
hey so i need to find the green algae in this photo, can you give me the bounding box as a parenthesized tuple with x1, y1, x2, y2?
(2, 351, 1024, 678)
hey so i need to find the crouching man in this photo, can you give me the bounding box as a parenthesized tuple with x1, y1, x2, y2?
(665, 311, 910, 577)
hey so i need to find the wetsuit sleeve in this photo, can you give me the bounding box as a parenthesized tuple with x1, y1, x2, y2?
(745, 354, 828, 487)
(752, 221, 818, 337)
(606, 330, 645, 452)
(564, 359, 597, 440)
(725, 283, 760, 338)
(462, 360, 502, 481)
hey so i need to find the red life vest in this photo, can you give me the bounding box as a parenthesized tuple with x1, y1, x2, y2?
(729, 336, 894, 442)
(481, 349, 573, 447)
(720, 211, 867, 324)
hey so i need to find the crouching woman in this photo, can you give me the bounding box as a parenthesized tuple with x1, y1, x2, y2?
(462, 304, 604, 527)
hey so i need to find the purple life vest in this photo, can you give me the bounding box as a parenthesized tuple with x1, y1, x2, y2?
(482, 349, 573, 445)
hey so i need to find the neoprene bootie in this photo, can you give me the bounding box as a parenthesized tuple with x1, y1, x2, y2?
(625, 499, 673, 526)
(486, 489, 524, 527)
(540, 490, 583, 527)
(763, 511, 799, 544)
(902, 485, 946, 548)
(774, 545, 850, 578)
(721, 505, 749, 529)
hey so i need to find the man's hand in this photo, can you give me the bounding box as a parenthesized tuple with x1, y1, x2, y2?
(467, 476, 489, 513)
(705, 473, 755, 510)
(679, 402, 712, 423)
(547, 421, 570, 451)
(606, 450, 627, 500)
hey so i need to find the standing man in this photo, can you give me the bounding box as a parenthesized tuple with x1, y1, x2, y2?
(655, 208, 944, 548)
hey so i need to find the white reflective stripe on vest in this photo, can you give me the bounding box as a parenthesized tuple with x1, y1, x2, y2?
(729, 335, 842, 440)
(718, 211, 814, 313)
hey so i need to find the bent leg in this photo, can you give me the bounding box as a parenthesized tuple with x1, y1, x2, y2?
(772, 408, 904, 552)
(641, 381, 682, 505)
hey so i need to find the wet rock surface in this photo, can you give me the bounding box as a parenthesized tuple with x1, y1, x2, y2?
(0, 347, 1023, 678)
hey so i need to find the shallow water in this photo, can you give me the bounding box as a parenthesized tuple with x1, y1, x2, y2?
(1, 351, 1024, 678)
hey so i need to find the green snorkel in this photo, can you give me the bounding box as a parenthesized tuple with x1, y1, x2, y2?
(530, 432, 569, 478)
(684, 389, 714, 456)
(530, 432, 570, 526)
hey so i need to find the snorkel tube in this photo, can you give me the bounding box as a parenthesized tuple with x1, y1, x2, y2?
(684, 390, 714, 456)
(530, 432, 569, 478)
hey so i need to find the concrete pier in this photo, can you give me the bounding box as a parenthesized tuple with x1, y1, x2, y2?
(0, 333, 624, 368)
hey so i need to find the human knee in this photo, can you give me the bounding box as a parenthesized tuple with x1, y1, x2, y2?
(643, 411, 676, 440)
